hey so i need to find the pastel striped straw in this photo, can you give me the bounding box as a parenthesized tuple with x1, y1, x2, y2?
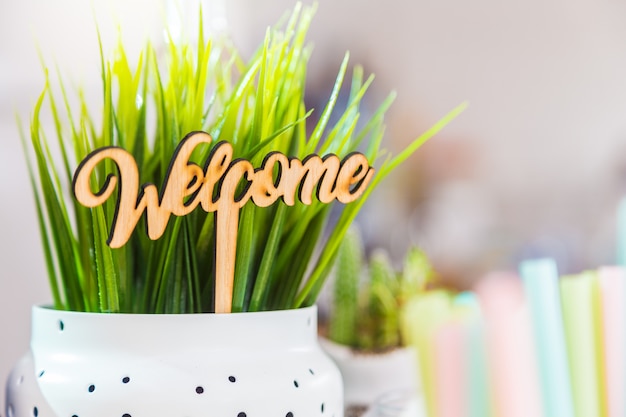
(434, 321, 467, 417)
(617, 196, 626, 266)
(598, 266, 625, 417)
(475, 272, 543, 417)
(454, 293, 490, 417)
(432, 293, 482, 417)
(519, 258, 574, 417)
(560, 271, 607, 417)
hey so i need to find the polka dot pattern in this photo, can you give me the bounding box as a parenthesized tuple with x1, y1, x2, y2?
(6, 306, 341, 417)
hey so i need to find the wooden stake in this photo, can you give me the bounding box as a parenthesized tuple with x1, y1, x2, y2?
(213, 158, 254, 313)
(214, 208, 239, 313)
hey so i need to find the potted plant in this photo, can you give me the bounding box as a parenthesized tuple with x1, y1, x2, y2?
(5, 3, 464, 417)
(320, 228, 435, 414)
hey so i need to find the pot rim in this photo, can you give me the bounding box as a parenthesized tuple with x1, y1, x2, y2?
(29, 304, 320, 349)
(33, 303, 316, 317)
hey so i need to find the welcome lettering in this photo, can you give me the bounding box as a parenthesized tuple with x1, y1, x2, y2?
(72, 131, 375, 312)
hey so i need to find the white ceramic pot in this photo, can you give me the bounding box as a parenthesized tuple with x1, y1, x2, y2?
(6, 305, 342, 417)
(319, 338, 420, 411)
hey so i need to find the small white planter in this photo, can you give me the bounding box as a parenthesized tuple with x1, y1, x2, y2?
(319, 338, 421, 414)
(6, 305, 342, 417)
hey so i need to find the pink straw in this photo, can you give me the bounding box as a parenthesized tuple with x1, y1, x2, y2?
(434, 321, 468, 417)
(598, 266, 626, 417)
(475, 272, 543, 417)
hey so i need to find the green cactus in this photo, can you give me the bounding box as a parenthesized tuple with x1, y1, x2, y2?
(328, 227, 363, 346)
(359, 249, 399, 350)
(328, 228, 435, 351)
(400, 247, 434, 301)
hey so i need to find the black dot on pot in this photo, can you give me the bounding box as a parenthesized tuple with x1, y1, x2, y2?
(237, 412, 246, 417)
(38, 370, 45, 378)
(321, 403, 325, 413)
(122, 376, 130, 384)
(286, 412, 294, 417)
(59, 320, 64, 331)
(196, 386, 204, 394)
(122, 414, 131, 417)
(88, 384, 95, 393)
(33, 406, 38, 417)
(72, 414, 79, 417)
(309, 369, 315, 375)
(229, 376, 236, 383)
(293, 380, 299, 388)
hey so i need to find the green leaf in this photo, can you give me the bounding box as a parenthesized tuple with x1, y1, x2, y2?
(92, 204, 120, 313)
(232, 204, 256, 312)
(249, 203, 288, 311)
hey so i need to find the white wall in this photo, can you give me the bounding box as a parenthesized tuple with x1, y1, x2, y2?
(0, 0, 166, 410)
(225, 0, 626, 277)
(2, 0, 626, 410)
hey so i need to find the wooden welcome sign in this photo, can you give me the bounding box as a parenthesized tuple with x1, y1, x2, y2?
(73, 131, 375, 313)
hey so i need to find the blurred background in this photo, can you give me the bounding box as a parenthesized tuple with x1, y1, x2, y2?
(2, 0, 626, 408)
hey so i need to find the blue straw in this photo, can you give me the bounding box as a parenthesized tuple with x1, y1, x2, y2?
(617, 196, 626, 266)
(455, 292, 492, 417)
(520, 258, 575, 417)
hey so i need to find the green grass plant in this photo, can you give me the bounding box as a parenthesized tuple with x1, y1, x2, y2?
(22, 3, 465, 313)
